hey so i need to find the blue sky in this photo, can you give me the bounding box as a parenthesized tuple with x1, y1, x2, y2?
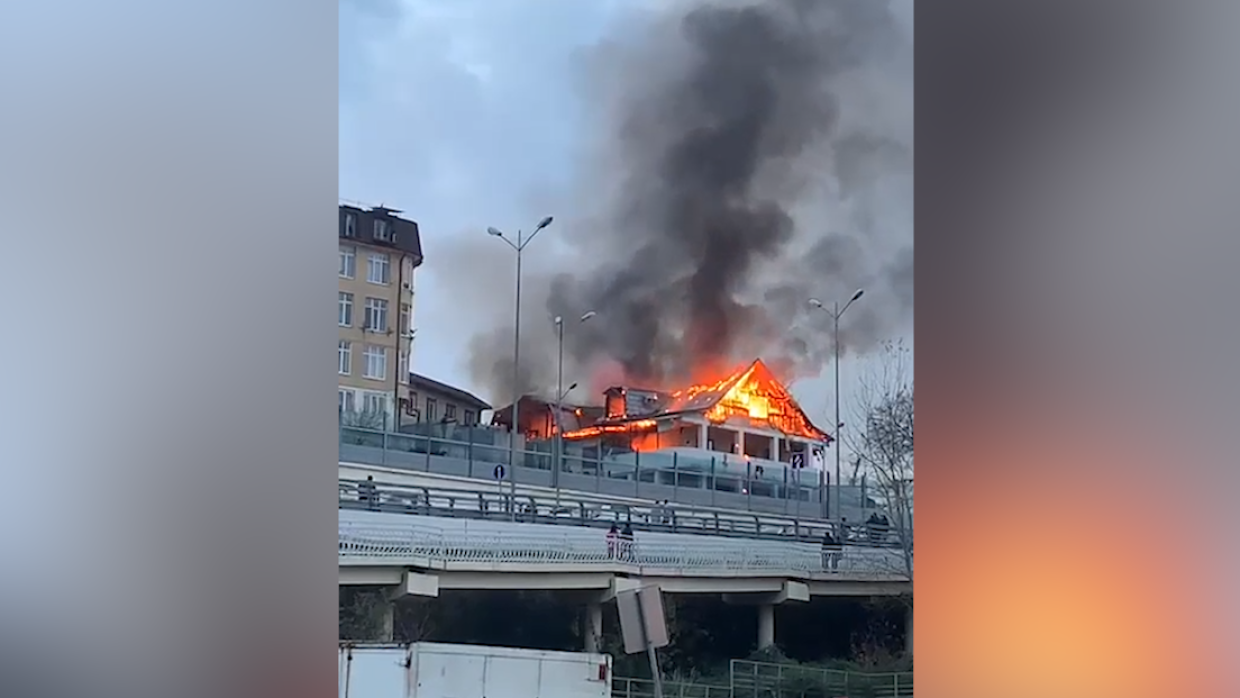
(339, 0, 914, 434)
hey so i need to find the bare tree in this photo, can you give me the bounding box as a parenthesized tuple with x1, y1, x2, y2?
(341, 407, 388, 431)
(846, 339, 914, 580)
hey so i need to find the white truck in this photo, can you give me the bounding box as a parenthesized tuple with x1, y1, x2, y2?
(339, 642, 613, 698)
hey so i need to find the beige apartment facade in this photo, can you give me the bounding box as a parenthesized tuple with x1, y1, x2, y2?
(338, 204, 423, 430)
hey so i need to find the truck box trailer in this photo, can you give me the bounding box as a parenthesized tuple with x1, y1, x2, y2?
(339, 642, 613, 698)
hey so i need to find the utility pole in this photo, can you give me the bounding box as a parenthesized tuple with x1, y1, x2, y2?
(488, 216, 554, 520)
(809, 289, 864, 525)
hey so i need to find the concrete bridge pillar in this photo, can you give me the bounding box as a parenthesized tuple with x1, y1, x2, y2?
(584, 603, 604, 654)
(724, 581, 807, 652)
(757, 604, 775, 649)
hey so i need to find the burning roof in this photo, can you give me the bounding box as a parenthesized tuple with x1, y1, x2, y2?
(563, 359, 831, 442)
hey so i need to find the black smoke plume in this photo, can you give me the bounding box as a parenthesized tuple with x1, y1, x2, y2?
(465, 0, 913, 403)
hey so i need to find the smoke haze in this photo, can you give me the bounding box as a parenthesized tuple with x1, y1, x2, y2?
(461, 0, 913, 403)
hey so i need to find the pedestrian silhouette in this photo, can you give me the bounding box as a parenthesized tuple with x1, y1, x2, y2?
(822, 530, 841, 571)
(606, 524, 619, 559)
(360, 475, 378, 510)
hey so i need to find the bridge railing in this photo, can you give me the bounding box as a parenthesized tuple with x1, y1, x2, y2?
(338, 518, 910, 578)
(612, 677, 733, 698)
(339, 479, 912, 550)
(730, 660, 914, 698)
(340, 424, 882, 520)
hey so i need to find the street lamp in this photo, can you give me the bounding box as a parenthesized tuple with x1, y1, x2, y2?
(808, 289, 864, 525)
(488, 215, 555, 518)
(554, 311, 595, 493)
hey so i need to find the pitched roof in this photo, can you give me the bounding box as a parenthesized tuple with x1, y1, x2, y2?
(408, 372, 491, 410)
(598, 359, 832, 442)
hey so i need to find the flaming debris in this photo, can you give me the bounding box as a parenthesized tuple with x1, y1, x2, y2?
(562, 359, 829, 443)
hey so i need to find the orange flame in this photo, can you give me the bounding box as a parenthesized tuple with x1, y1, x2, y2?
(560, 360, 828, 443)
(562, 419, 658, 441)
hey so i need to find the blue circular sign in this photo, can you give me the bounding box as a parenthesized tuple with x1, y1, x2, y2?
(493, 464, 507, 481)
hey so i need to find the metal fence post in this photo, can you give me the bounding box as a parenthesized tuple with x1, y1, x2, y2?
(745, 460, 752, 510)
(634, 450, 641, 498)
(671, 452, 679, 503)
(823, 470, 830, 520)
(710, 457, 717, 507)
(781, 466, 790, 515)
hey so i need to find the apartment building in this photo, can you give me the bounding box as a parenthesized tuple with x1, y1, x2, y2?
(338, 203, 423, 429)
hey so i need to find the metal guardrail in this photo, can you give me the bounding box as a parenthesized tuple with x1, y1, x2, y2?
(730, 660, 913, 698)
(338, 518, 910, 578)
(340, 425, 883, 520)
(612, 677, 733, 698)
(339, 480, 910, 549)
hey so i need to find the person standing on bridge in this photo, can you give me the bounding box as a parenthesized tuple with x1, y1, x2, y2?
(606, 524, 619, 559)
(620, 522, 635, 561)
(359, 475, 378, 511)
(821, 530, 841, 571)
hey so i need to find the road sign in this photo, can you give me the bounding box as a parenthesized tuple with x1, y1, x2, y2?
(790, 452, 805, 469)
(617, 585, 668, 698)
(492, 464, 506, 481)
(617, 585, 669, 654)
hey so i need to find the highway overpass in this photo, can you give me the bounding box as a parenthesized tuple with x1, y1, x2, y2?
(339, 510, 911, 651)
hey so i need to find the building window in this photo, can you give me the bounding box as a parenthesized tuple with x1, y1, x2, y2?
(338, 388, 356, 414)
(399, 303, 411, 335)
(361, 391, 389, 420)
(463, 409, 476, 426)
(398, 350, 409, 383)
(406, 390, 419, 419)
(343, 212, 356, 238)
(338, 292, 353, 327)
(374, 219, 395, 242)
(367, 253, 391, 285)
(403, 258, 416, 286)
(364, 297, 388, 332)
(338, 340, 352, 375)
(425, 397, 438, 423)
(363, 345, 387, 380)
(445, 404, 457, 422)
(339, 245, 356, 278)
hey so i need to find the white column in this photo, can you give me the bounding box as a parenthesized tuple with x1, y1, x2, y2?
(773, 436, 781, 461)
(584, 603, 604, 654)
(757, 604, 775, 649)
(698, 422, 708, 449)
(734, 430, 744, 456)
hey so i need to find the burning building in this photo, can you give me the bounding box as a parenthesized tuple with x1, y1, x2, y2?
(491, 396, 606, 442)
(559, 359, 831, 467)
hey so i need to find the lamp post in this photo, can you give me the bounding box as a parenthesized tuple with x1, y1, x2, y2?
(808, 289, 864, 525)
(488, 216, 554, 518)
(554, 310, 595, 493)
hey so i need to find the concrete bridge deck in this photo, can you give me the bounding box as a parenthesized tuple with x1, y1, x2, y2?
(339, 510, 911, 595)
